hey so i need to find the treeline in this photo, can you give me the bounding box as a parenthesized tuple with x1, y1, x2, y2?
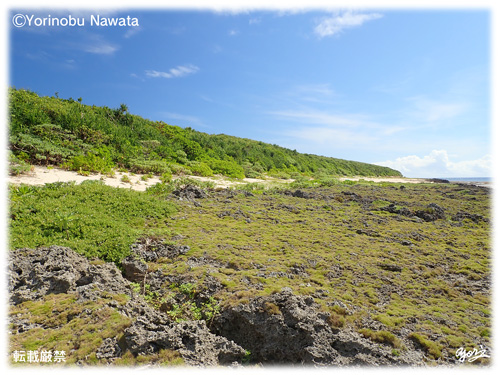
(8, 88, 402, 179)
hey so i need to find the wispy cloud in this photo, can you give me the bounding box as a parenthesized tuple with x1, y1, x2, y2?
(283, 83, 336, 104)
(314, 10, 383, 38)
(269, 108, 402, 135)
(228, 29, 239, 36)
(160, 112, 207, 128)
(405, 96, 467, 124)
(79, 34, 119, 55)
(267, 108, 405, 156)
(26, 50, 78, 69)
(124, 26, 142, 39)
(375, 150, 491, 178)
(286, 125, 377, 146)
(249, 17, 261, 25)
(83, 42, 118, 55)
(145, 64, 199, 79)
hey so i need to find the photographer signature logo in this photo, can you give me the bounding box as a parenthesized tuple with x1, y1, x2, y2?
(455, 345, 490, 363)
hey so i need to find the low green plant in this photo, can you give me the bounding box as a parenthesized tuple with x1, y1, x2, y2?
(121, 174, 131, 183)
(408, 332, 442, 359)
(242, 350, 252, 364)
(64, 147, 114, 174)
(9, 182, 176, 263)
(146, 182, 174, 198)
(164, 283, 221, 324)
(359, 328, 401, 348)
(9, 152, 32, 176)
(187, 161, 214, 177)
(327, 312, 345, 329)
(128, 158, 172, 175)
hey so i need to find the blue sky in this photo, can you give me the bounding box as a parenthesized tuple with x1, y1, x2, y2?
(9, 7, 491, 177)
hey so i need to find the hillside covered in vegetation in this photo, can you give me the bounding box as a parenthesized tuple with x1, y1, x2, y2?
(8, 88, 401, 179)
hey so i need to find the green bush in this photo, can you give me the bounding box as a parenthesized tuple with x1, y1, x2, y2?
(359, 328, 401, 348)
(9, 182, 176, 263)
(9, 152, 32, 176)
(268, 169, 291, 179)
(128, 158, 172, 175)
(408, 332, 442, 359)
(207, 159, 245, 179)
(186, 161, 213, 177)
(146, 182, 174, 198)
(64, 147, 115, 174)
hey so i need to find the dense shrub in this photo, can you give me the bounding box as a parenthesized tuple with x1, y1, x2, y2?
(8, 87, 402, 178)
(9, 182, 176, 263)
(128, 158, 172, 175)
(206, 159, 245, 179)
(186, 161, 214, 177)
(64, 147, 115, 174)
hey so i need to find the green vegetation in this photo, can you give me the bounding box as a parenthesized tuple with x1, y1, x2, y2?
(359, 328, 401, 348)
(9, 293, 184, 366)
(160, 181, 490, 363)
(9, 181, 176, 263)
(8, 87, 491, 365)
(8, 178, 491, 365)
(9, 87, 401, 179)
(408, 332, 443, 359)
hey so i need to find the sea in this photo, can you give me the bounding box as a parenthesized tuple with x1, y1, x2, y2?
(439, 177, 491, 188)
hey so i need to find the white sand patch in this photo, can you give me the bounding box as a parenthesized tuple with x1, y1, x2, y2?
(7, 166, 294, 190)
(338, 176, 427, 184)
(8, 166, 430, 191)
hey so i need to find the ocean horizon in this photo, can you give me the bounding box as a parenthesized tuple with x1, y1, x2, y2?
(441, 177, 491, 183)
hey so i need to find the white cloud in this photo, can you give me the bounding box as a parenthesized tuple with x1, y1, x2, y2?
(375, 150, 491, 178)
(269, 108, 403, 135)
(314, 10, 383, 38)
(145, 64, 199, 79)
(228, 29, 239, 36)
(83, 42, 118, 55)
(287, 126, 377, 146)
(406, 96, 467, 123)
(267, 108, 404, 155)
(80, 34, 119, 55)
(160, 112, 207, 128)
(124, 27, 142, 39)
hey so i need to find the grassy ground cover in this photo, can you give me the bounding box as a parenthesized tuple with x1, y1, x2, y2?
(8, 178, 491, 364)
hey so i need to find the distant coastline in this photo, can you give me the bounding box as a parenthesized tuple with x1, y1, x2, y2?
(433, 177, 491, 188)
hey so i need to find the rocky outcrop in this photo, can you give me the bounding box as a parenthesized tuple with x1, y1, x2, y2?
(130, 238, 190, 261)
(9, 246, 428, 367)
(8, 245, 131, 304)
(414, 203, 446, 222)
(8, 246, 245, 366)
(123, 316, 245, 365)
(212, 288, 423, 366)
(172, 185, 208, 200)
(379, 202, 446, 222)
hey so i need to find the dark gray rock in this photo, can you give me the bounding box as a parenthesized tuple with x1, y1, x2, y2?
(379, 203, 413, 217)
(96, 337, 122, 359)
(9, 246, 246, 366)
(378, 263, 403, 272)
(212, 289, 423, 366)
(130, 238, 190, 261)
(415, 203, 446, 222)
(8, 246, 131, 304)
(451, 211, 489, 223)
(172, 185, 208, 200)
(121, 255, 148, 282)
(123, 316, 246, 366)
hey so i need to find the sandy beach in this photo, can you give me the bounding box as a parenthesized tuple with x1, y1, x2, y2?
(7, 166, 437, 191)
